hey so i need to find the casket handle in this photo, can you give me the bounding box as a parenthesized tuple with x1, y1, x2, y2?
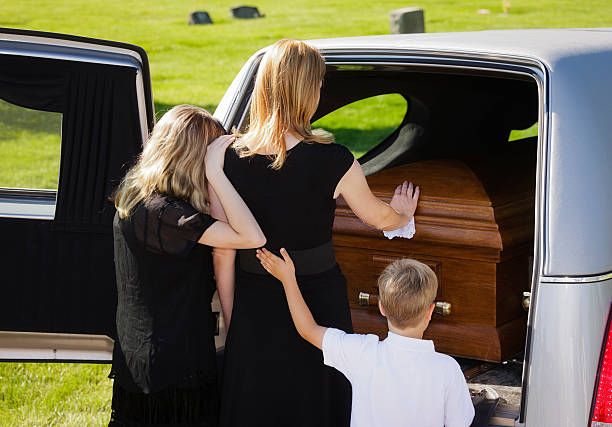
(434, 301, 451, 316)
(358, 292, 376, 306)
(359, 292, 451, 316)
(522, 292, 531, 311)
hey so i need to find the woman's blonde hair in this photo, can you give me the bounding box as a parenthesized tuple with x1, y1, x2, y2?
(234, 38, 331, 169)
(113, 104, 226, 218)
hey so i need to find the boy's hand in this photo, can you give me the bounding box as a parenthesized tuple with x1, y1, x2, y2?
(256, 248, 295, 283)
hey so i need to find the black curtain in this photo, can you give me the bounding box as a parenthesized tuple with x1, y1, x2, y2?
(56, 64, 141, 227)
(0, 54, 144, 337)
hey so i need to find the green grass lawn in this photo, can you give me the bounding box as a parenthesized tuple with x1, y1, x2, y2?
(0, 363, 112, 426)
(1, 0, 612, 425)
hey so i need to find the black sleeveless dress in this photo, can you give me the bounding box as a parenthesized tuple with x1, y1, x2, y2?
(219, 141, 354, 427)
(110, 194, 220, 426)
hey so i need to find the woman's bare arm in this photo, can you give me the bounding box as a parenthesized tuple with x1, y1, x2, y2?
(199, 135, 264, 328)
(334, 159, 419, 231)
(208, 185, 237, 328)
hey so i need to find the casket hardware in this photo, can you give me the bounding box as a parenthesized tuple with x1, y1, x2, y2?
(358, 291, 373, 306)
(434, 301, 451, 317)
(358, 292, 451, 317)
(522, 292, 531, 311)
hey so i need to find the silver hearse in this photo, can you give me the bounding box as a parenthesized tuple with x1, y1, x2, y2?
(1, 28, 611, 427)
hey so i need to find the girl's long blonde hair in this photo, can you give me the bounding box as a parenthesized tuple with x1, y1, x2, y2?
(234, 39, 331, 169)
(113, 104, 226, 218)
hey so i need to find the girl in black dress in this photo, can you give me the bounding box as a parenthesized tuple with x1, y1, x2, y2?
(215, 40, 419, 426)
(109, 105, 265, 426)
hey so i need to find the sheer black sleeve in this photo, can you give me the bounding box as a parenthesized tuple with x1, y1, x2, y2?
(132, 195, 217, 257)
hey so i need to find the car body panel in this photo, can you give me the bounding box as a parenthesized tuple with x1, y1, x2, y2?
(522, 279, 612, 426)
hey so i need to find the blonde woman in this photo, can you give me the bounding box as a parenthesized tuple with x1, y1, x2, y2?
(215, 40, 419, 426)
(109, 105, 265, 426)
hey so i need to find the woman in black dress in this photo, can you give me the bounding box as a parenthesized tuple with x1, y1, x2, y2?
(215, 40, 419, 426)
(109, 105, 266, 426)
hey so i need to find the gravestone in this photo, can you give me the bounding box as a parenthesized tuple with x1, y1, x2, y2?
(189, 11, 213, 25)
(231, 6, 264, 19)
(389, 7, 425, 34)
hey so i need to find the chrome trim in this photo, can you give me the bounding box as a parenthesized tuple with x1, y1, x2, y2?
(518, 58, 549, 425)
(0, 40, 141, 69)
(216, 52, 263, 129)
(135, 68, 149, 143)
(0, 32, 144, 64)
(0, 188, 57, 220)
(0, 331, 113, 362)
(0, 188, 56, 198)
(540, 272, 612, 284)
(319, 48, 547, 70)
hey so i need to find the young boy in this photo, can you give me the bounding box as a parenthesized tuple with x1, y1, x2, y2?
(256, 248, 475, 427)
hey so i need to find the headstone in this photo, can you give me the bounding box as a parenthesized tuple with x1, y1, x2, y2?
(389, 7, 425, 34)
(189, 11, 213, 25)
(231, 6, 264, 19)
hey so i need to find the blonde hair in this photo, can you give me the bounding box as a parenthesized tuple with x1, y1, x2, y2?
(234, 38, 332, 169)
(113, 104, 225, 218)
(378, 259, 438, 328)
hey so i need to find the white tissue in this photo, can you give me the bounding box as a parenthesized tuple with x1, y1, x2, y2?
(383, 217, 416, 240)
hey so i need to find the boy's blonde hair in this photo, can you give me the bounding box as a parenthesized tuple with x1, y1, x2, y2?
(377, 259, 438, 328)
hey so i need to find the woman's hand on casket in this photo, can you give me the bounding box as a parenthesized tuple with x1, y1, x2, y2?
(390, 181, 419, 220)
(335, 160, 419, 231)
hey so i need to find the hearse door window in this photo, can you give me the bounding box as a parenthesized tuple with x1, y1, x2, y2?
(0, 99, 62, 192)
(509, 121, 538, 142)
(312, 93, 408, 159)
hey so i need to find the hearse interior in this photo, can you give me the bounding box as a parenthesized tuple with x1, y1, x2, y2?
(311, 64, 539, 363)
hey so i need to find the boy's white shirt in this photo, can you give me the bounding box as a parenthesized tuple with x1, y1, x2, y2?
(322, 328, 475, 427)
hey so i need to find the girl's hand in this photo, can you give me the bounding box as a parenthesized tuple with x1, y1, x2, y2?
(256, 248, 295, 283)
(205, 135, 235, 178)
(390, 181, 419, 220)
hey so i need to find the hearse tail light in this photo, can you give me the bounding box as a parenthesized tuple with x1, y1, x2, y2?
(590, 305, 612, 426)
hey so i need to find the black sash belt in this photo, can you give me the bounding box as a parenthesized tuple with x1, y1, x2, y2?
(238, 239, 336, 276)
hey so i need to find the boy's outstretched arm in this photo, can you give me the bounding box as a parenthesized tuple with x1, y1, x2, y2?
(256, 248, 327, 349)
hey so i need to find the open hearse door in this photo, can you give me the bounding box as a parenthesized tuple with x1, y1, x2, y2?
(0, 28, 154, 362)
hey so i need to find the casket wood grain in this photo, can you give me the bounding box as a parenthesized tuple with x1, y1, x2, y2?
(333, 145, 535, 361)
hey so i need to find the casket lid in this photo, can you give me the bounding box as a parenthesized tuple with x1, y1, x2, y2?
(334, 145, 536, 253)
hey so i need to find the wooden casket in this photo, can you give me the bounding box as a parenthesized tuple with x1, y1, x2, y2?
(333, 144, 536, 362)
